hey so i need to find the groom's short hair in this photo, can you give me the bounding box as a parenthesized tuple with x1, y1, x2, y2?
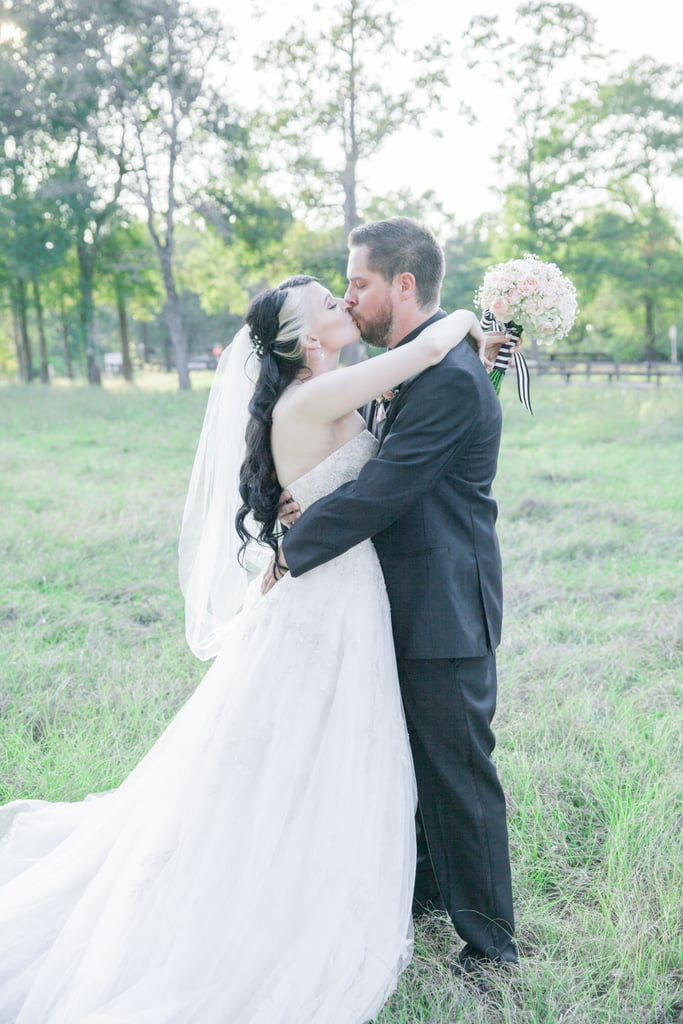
(348, 217, 445, 309)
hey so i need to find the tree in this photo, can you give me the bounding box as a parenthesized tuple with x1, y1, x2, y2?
(559, 58, 683, 358)
(196, 176, 295, 303)
(2, 0, 135, 384)
(0, 162, 71, 382)
(565, 200, 683, 360)
(0, 294, 15, 376)
(115, 0, 247, 390)
(0, 185, 34, 382)
(96, 221, 162, 382)
(581, 59, 683, 198)
(463, 3, 600, 255)
(3, 0, 251, 389)
(257, 0, 450, 237)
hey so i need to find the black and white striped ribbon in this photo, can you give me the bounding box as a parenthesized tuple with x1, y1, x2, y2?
(480, 309, 501, 334)
(513, 348, 532, 413)
(480, 310, 533, 414)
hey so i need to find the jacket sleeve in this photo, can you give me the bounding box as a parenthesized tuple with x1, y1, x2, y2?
(282, 359, 487, 576)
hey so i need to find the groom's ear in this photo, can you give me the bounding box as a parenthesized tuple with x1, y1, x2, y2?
(394, 272, 417, 301)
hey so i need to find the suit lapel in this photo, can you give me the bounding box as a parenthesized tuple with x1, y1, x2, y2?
(376, 309, 447, 445)
(362, 399, 380, 437)
(367, 309, 450, 447)
(377, 380, 412, 446)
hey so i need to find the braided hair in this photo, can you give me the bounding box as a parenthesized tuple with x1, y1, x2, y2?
(236, 275, 317, 563)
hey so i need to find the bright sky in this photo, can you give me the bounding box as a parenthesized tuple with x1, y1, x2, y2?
(201, 0, 683, 222)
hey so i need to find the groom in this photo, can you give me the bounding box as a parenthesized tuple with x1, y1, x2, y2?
(274, 217, 517, 973)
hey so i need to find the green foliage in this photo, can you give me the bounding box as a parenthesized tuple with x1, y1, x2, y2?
(590, 58, 683, 188)
(194, 180, 296, 303)
(463, 4, 683, 358)
(256, 0, 450, 232)
(278, 222, 348, 295)
(0, 308, 16, 375)
(564, 201, 683, 358)
(95, 221, 162, 315)
(441, 217, 499, 312)
(1, 0, 682, 379)
(175, 226, 249, 317)
(464, 2, 601, 253)
(0, 0, 259, 388)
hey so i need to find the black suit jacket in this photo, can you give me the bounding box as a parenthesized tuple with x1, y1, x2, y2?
(282, 325, 503, 659)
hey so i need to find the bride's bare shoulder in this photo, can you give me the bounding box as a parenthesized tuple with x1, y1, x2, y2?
(272, 380, 307, 423)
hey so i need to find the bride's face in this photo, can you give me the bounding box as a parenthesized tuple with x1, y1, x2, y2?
(304, 282, 361, 354)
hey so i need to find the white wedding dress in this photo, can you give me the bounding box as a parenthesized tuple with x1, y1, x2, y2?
(0, 430, 417, 1024)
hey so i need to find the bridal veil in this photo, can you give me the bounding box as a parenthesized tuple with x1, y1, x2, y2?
(178, 326, 268, 661)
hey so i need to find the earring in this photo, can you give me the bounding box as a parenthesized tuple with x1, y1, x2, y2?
(318, 348, 325, 362)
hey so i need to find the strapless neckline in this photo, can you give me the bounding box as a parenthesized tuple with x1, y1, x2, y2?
(284, 429, 379, 515)
(284, 429, 375, 492)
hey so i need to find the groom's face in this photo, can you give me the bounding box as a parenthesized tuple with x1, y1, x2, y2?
(344, 245, 396, 349)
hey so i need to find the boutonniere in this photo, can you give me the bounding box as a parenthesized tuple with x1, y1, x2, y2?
(375, 384, 401, 422)
(376, 384, 401, 407)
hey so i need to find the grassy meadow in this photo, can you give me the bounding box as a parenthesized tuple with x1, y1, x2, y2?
(1, 374, 682, 1023)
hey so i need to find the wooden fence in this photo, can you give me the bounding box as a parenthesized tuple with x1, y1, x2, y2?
(529, 360, 683, 385)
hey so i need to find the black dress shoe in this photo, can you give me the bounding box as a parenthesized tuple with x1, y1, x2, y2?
(450, 958, 493, 993)
(451, 953, 518, 992)
(459, 941, 518, 970)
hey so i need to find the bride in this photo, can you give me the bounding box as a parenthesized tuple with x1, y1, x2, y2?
(0, 274, 492, 1023)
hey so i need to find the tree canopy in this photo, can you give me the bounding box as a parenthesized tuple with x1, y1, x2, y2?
(0, 0, 681, 384)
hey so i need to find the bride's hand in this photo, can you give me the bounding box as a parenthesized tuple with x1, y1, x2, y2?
(476, 329, 518, 369)
(423, 311, 515, 369)
(278, 489, 301, 528)
(261, 547, 289, 594)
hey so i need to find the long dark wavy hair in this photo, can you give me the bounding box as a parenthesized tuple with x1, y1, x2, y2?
(236, 275, 318, 565)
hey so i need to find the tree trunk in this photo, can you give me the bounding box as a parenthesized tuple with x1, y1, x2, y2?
(139, 321, 151, 364)
(343, 158, 359, 241)
(161, 319, 173, 372)
(644, 295, 656, 361)
(159, 251, 190, 390)
(115, 279, 134, 383)
(59, 297, 75, 380)
(77, 240, 101, 386)
(341, 0, 361, 240)
(17, 279, 33, 383)
(9, 284, 25, 380)
(32, 277, 50, 384)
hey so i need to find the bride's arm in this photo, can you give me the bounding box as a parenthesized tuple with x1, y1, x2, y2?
(279, 309, 488, 425)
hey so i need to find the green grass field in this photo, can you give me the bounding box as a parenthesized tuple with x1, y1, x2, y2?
(1, 376, 681, 1022)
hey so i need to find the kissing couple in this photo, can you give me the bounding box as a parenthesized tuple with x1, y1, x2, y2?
(0, 217, 516, 1021)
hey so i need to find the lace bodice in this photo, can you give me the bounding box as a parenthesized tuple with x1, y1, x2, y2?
(287, 430, 378, 513)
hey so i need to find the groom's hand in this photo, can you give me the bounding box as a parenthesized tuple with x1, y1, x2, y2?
(261, 546, 289, 594)
(278, 489, 301, 528)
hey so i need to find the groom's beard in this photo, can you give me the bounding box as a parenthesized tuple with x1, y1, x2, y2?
(354, 301, 394, 349)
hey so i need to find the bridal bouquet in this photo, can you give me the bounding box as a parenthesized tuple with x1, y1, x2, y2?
(475, 254, 578, 413)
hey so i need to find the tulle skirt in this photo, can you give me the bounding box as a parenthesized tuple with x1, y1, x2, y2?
(0, 541, 416, 1023)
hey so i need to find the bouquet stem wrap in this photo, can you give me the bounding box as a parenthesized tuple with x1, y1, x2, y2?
(480, 310, 533, 414)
